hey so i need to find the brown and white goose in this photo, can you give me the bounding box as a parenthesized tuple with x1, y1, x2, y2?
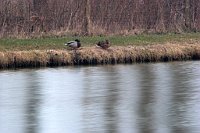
(96, 40, 110, 49)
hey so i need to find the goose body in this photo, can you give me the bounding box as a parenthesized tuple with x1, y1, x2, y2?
(96, 40, 110, 49)
(65, 39, 81, 49)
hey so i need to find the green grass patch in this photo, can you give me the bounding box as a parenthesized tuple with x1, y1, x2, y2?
(1, 33, 200, 51)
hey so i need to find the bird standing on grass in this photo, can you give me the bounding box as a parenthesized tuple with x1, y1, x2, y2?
(96, 40, 110, 49)
(65, 39, 81, 50)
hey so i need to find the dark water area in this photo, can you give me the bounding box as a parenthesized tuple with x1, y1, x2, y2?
(0, 61, 200, 133)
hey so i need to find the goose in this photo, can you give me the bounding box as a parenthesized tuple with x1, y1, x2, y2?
(65, 39, 81, 50)
(96, 40, 110, 49)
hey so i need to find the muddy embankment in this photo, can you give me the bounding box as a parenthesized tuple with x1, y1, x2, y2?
(0, 43, 200, 69)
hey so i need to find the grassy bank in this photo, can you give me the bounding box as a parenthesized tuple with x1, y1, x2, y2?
(0, 43, 200, 69)
(1, 33, 200, 69)
(1, 33, 200, 51)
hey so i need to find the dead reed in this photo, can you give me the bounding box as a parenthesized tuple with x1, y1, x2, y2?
(1, 43, 200, 69)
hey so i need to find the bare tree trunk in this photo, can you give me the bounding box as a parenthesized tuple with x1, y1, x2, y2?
(185, 0, 191, 29)
(156, 0, 166, 32)
(83, 0, 91, 35)
(195, 0, 200, 30)
(33, 0, 40, 15)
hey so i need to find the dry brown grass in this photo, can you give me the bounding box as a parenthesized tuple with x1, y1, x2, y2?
(1, 43, 200, 69)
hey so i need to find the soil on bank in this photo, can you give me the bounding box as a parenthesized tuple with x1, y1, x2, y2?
(0, 43, 200, 69)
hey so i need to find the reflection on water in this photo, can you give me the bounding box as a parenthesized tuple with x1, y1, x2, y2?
(0, 61, 200, 133)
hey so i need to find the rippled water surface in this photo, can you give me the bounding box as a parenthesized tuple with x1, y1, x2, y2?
(1, 61, 200, 133)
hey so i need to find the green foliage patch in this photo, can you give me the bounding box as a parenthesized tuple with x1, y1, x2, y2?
(1, 33, 200, 51)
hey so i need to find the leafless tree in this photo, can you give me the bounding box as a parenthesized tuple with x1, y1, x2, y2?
(0, 0, 200, 37)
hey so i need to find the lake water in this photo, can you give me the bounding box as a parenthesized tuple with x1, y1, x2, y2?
(0, 61, 200, 133)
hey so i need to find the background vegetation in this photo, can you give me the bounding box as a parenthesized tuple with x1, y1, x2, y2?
(0, 0, 200, 38)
